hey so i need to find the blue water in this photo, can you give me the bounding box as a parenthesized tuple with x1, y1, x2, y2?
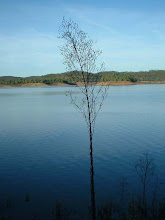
(0, 85, 165, 219)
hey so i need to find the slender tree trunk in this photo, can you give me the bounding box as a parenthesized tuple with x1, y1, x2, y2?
(89, 128, 96, 220)
(85, 86, 96, 220)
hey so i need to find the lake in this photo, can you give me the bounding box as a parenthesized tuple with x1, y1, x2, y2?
(0, 84, 165, 219)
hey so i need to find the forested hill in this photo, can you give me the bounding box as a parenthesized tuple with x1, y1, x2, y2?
(0, 70, 165, 85)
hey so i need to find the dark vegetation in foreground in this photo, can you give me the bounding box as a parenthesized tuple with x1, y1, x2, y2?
(1, 153, 165, 220)
(1, 70, 165, 85)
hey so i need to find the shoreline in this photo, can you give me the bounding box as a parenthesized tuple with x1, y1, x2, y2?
(0, 81, 165, 88)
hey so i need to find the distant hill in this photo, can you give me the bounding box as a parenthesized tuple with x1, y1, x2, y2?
(0, 76, 21, 82)
(0, 70, 165, 86)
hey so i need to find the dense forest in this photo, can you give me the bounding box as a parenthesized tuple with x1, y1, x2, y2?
(0, 70, 165, 85)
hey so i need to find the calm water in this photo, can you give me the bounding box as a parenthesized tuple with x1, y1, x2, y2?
(0, 85, 165, 219)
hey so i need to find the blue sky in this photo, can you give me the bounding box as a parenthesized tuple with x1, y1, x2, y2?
(0, 0, 165, 76)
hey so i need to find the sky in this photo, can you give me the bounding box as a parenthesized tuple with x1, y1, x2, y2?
(0, 0, 165, 76)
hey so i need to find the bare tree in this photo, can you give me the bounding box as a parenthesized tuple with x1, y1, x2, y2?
(59, 18, 108, 220)
(135, 153, 155, 218)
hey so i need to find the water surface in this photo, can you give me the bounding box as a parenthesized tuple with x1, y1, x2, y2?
(0, 85, 165, 219)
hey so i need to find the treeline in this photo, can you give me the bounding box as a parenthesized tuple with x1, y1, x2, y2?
(98, 70, 165, 82)
(0, 70, 165, 85)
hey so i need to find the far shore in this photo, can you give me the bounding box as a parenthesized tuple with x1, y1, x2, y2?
(0, 81, 165, 88)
